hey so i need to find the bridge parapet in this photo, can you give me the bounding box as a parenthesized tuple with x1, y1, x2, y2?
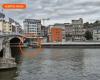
(0, 33, 24, 37)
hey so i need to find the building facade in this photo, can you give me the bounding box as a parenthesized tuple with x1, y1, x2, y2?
(0, 12, 22, 35)
(41, 25, 46, 37)
(93, 27, 100, 41)
(49, 27, 63, 42)
(65, 23, 73, 41)
(0, 20, 5, 33)
(72, 18, 85, 41)
(23, 19, 41, 37)
(54, 23, 65, 39)
(3, 21, 12, 33)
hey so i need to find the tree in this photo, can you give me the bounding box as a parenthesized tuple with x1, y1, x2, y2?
(84, 30, 93, 40)
(93, 20, 100, 27)
(84, 22, 94, 29)
(84, 22, 90, 28)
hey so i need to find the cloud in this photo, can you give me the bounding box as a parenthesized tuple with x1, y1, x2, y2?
(0, 0, 100, 25)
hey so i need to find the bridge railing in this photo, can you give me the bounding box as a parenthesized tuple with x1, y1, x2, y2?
(0, 32, 23, 36)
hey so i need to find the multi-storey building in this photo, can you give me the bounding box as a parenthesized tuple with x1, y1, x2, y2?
(0, 12, 22, 35)
(65, 23, 73, 41)
(48, 27, 63, 42)
(3, 21, 12, 33)
(52, 23, 66, 41)
(0, 12, 5, 34)
(93, 26, 100, 41)
(41, 25, 46, 37)
(11, 22, 23, 34)
(23, 19, 41, 37)
(72, 18, 85, 41)
(0, 20, 13, 34)
(0, 20, 5, 33)
(41, 25, 50, 42)
(0, 20, 22, 34)
(11, 23, 16, 33)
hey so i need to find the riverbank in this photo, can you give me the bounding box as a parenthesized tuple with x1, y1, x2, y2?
(31, 42, 100, 48)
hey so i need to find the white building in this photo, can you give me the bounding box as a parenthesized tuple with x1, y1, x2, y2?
(93, 27, 100, 41)
(23, 19, 41, 36)
(72, 18, 85, 41)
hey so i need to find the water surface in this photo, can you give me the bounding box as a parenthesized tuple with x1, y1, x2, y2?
(0, 48, 100, 80)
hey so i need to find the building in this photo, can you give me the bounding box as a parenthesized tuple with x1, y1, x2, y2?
(0, 12, 22, 35)
(49, 27, 63, 42)
(41, 25, 46, 37)
(11, 23, 16, 34)
(72, 18, 85, 41)
(23, 19, 41, 37)
(54, 23, 65, 39)
(54, 23, 65, 29)
(48, 23, 66, 42)
(9, 20, 23, 34)
(15, 23, 23, 34)
(0, 20, 13, 34)
(0, 20, 5, 33)
(41, 25, 50, 42)
(0, 12, 5, 34)
(23, 19, 44, 43)
(65, 23, 73, 41)
(3, 21, 12, 33)
(93, 26, 100, 41)
(41, 25, 49, 37)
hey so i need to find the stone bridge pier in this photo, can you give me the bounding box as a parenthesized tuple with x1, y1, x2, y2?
(0, 35, 24, 69)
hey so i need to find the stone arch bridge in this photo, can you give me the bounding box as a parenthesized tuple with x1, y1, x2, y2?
(0, 34, 25, 69)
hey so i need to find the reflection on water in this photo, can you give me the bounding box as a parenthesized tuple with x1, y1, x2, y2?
(0, 69, 17, 80)
(0, 49, 100, 80)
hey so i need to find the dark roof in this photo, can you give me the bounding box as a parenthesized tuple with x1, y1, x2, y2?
(23, 19, 41, 23)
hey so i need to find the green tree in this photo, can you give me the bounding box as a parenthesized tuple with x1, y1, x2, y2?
(93, 20, 100, 26)
(84, 22, 90, 28)
(84, 30, 93, 40)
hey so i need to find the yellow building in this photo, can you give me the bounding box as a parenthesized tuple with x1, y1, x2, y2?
(0, 20, 13, 33)
(0, 20, 4, 32)
(0, 19, 22, 34)
(3, 21, 12, 33)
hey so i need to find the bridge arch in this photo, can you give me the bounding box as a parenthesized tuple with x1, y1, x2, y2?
(0, 49, 4, 57)
(9, 37, 23, 63)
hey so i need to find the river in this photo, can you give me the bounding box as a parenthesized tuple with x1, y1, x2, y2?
(0, 48, 100, 80)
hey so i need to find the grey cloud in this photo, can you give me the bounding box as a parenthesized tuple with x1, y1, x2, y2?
(0, 0, 100, 25)
(77, 1, 100, 7)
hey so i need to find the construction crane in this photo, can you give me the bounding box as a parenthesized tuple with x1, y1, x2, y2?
(41, 18, 50, 25)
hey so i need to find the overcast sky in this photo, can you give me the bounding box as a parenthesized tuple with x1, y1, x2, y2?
(0, 0, 100, 26)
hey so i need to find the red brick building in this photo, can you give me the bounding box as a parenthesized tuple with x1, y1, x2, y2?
(50, 28, 63, 42)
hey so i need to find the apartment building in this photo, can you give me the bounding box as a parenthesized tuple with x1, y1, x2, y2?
(65, 23, 73, 41)
(72, 18, 85, 41)
(93, 26, 100, 41)
(23, 19, 41, 37)
(49, 27, 63, 42)
(3, 21, 12, 33)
